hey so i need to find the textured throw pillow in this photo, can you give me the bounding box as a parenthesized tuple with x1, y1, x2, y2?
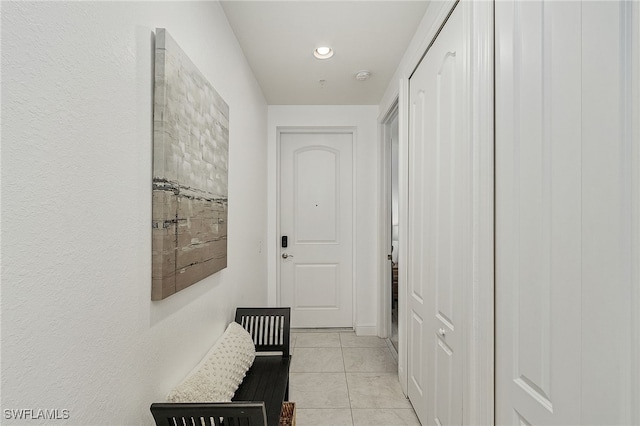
(167, 321, 256, 403)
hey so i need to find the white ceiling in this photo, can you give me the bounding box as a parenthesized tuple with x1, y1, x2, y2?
(221, 1, 430, 105)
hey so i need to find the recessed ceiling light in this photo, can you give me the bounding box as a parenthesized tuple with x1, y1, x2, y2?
(314, 47, 334, 59)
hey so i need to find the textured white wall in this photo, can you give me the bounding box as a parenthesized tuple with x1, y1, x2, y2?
(267, 106, 379, 335)
(1, 2, 268, 424)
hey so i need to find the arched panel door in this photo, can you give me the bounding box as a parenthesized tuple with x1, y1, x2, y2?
(280, 131, 353, 328)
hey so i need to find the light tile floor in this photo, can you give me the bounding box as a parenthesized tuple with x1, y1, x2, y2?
(289, 330, 421, 426)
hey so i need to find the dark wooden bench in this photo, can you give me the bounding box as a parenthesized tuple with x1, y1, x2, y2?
(151, 307, 291, 426)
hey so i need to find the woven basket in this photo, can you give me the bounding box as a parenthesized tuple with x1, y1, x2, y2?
(279, 402, 296, 426)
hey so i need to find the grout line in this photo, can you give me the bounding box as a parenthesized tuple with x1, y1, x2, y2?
(339, 337, 356, 426)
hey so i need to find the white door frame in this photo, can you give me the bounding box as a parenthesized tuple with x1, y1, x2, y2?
(377, 1, 494, 422)
(276, 126, 358, 329)
(634, 2, 640, 418)
(462, 1, 494, 424)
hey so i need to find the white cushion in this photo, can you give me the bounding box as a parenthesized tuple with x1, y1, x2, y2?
(167, 322, 256, 403)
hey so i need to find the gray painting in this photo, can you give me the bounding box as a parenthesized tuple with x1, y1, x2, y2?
(152, 28, 228, 300)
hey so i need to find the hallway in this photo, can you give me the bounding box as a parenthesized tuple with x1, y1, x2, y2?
(289, 330, 420, 425)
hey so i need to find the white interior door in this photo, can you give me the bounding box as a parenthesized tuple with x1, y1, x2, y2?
(496, 1, 639, 424)
(279, 131, 353, 328)
(407, 3, 468, 424)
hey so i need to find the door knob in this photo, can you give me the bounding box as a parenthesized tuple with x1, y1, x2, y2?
(438, 328, 446, 337)
(282, 253, 294, 259)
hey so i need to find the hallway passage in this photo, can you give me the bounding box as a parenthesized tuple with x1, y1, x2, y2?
(289, 330, 420, 425)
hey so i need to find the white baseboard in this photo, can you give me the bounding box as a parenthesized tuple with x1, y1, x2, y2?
(355, 325, 377, 336)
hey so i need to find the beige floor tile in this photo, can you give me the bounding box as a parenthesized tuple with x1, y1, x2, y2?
(346, 373, 412, 409)
(339, 332, 387, 348)
(290, 372, 350, 409)
(292, 332, 341, 348)
(295, 409, 353, 426)
(343, 347, 397, 372)
(291, 347, 345, 372)
(351, 409, 421, 425)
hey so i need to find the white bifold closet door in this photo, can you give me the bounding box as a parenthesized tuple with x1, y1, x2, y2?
(407, 2, 469, 424)
(496, 1, 639, 424)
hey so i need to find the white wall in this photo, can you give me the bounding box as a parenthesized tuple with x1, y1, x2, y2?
(1, 2, 268, 424)
(267, 106, 379, 335)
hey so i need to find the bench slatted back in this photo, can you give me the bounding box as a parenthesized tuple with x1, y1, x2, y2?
(235, 307, 291, 357)
(150, 402, 267, 426)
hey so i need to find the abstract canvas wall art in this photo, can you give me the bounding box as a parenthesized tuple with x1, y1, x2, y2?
(152, 28, 228, 300)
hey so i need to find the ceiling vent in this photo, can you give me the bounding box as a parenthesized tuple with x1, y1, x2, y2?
(355, 70, 372, 81)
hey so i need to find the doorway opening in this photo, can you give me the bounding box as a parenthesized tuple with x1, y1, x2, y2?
(389, 113, 400, 351)
(380, 102, 400, 352)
